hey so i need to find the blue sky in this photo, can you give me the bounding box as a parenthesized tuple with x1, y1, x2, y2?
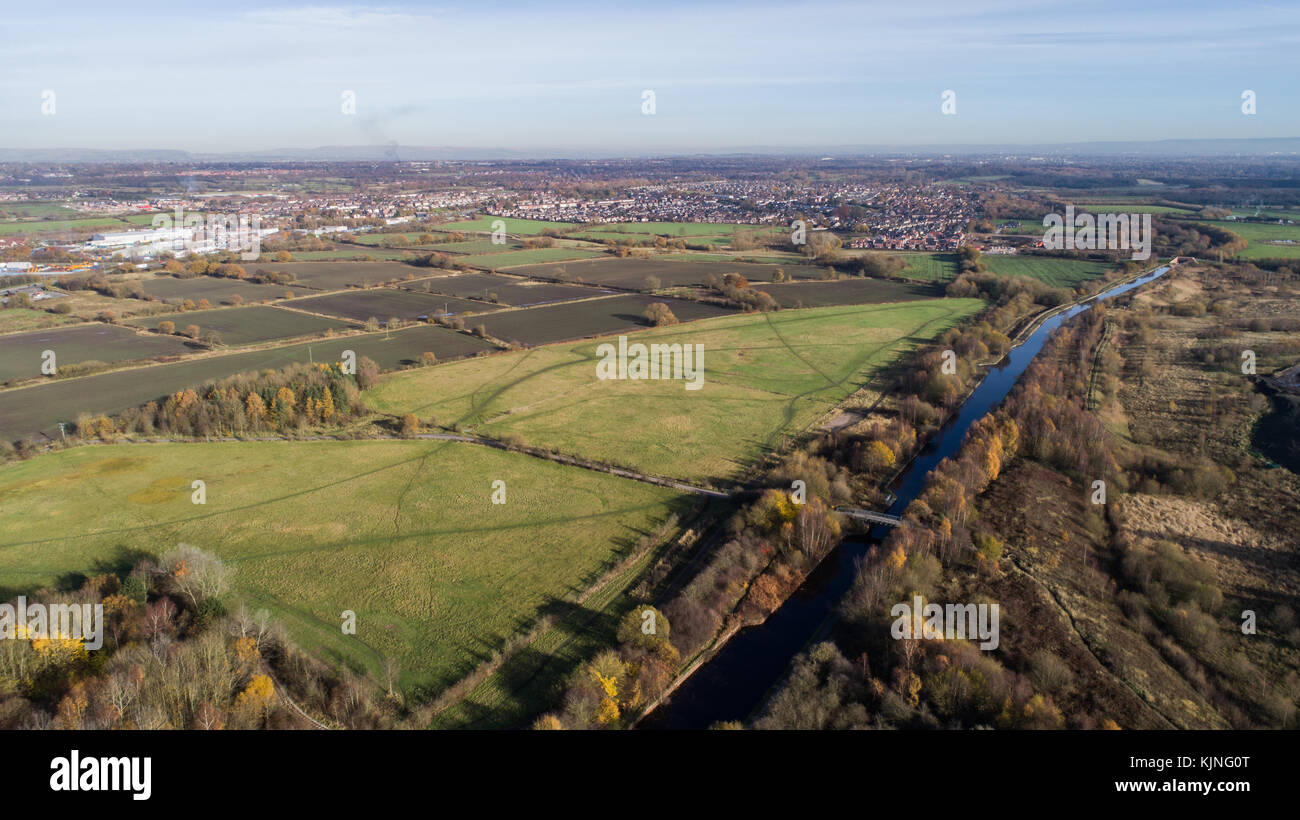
(1, 0, 1297, 153)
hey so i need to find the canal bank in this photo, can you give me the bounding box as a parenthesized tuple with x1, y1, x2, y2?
(639, 263, 1174, 729)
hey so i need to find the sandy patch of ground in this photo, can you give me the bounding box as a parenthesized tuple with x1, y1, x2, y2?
(1119, 492, 1299, 598)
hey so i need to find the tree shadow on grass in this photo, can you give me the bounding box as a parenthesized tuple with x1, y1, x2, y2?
(87, 545, 158, 578)
(0, 544, 158, 601)
(430, 597, 626, 729)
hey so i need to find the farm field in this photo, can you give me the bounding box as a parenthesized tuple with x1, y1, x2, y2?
(459, 248, 607, 268)
(127, 305, 353, 345)
(0, 323, 196, 384)
(577, 232, 776, 249)
(572, 221, 782, 237)
(852, 252, 956, 283)
(137, 275, 291, 305)
(570, 231, 659, 244)
(1069, 202, 1200, 214)
(0, 440, 687, 694)
(285, 288, 498, 323)
(890, 252, 960, 283)
(0, 308, 79, 334)
(660, 252, 803, 264)
(436, 216, 576, 235)
(887, 249, 1110, 287)
(0, 325, 496, 440)
(122, 213, 168, 225)
(245, 260, 427, 291)
(0, 202, 82, 219)
(998, 205, 1198, 236)
(401, 272, 603, 306)
(1237, 243, 1300, 259)
(285, 248, 418, 261)
(1196, 218, 1300, 259)
(418, 239, 522, 255)
(477, 294, 734, 347)
(0, 216, 130, 236)
(979, 254, 1114, 288)
(756, 277, 939, 307)
(347, 232, 433, 246)
(368, 298, 984, 482)
(507, 257, 836, 289)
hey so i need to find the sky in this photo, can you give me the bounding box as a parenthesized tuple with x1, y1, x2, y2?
(1, 0, 1298, 154)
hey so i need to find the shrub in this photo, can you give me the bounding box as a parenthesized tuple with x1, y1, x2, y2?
(643, 302, 678, 326)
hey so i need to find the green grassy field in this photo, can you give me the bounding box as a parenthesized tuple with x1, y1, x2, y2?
(892, 252, 960, 283)
(123, 213, 166, 225)
(0, 308, 80, 334)
(1195, 218, 1300, 259)
(0, 216, 131, 235)
(883, 250, 1110, 287)
(367, 299, 984, 483)
(430, 493, 703, 728)
(979, 254, 1113, 288)
(1236, 243, 1300, 259)
(0, 203, 81, 219)
(126, 306, 353, 345)
(0, 440, 686, 694)
(436, 216, 577, 235)
(574, 222, 781, 237)
(1069, 203, 1199, 214)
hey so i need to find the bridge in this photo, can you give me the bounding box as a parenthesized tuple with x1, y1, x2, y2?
(834, 506, 904, 526)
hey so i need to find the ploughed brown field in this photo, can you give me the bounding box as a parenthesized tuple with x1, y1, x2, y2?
(755, 277, 940, 307)
(0, 325, 496, 441)
(400, 271, 608, 306)
(127, 305, 353, 345)
(504, 256, 838, 289)
(246, 260, 429, 291)
(136, 275, 291, 305)
(478, 294, 735, 346)
(0, 323, 196, 384)
(284, 288, 499, 324)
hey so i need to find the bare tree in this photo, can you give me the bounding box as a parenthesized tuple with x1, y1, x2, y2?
(159, 544, 231, 610)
